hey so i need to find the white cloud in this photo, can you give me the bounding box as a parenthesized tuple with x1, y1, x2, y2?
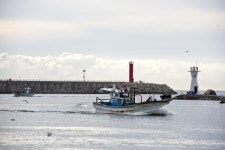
(0, 52, 224, 90)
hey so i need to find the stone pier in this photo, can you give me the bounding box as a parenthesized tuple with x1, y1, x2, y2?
(173, 94, 225, 101)
(0, 79, 177, 94)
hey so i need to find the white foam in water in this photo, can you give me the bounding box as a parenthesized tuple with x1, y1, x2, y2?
(75, 103, 87, 108)
(124, 109, 172, 116)
(74, 103, 96, 114)
(147, 109, 171, 116)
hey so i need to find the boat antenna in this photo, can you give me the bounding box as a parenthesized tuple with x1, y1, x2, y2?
(153, 89, 154, 100)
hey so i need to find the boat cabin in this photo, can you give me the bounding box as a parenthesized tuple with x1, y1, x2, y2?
(104, 90, 134, 106)
(110, 90, 130, 99)
(22, 87, 31, 94)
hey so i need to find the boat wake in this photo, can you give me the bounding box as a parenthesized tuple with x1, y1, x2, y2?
(146, 109, 173, 116)
(75, 103, 88, 109)
(124, 109, 173, 116)
(0, 101, 95, 115)
(0, 108, 173, 116)
(0, 109, 95, 114)
(0, 108, 95, 115)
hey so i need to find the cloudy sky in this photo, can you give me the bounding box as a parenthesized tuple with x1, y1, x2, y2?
(0, 0, 225, 90)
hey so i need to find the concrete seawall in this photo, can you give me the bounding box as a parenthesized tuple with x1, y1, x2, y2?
(0, 80, 176, 94)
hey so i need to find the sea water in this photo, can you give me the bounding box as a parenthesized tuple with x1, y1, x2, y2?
(0, 94, 225, 150)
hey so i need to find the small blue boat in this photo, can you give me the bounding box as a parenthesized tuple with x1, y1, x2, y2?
(14, 87, 34, 97)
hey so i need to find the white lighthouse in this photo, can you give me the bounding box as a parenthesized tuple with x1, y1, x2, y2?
(188, 66, 200, 94)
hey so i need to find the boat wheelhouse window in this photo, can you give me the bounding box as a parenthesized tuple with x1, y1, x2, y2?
(119, 92, 129, 98)
(123, 92, 129, 97)
(120, 93, 123, 97)
(112, 92, 120, 97)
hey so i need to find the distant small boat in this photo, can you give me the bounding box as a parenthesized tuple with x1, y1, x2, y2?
(93, 86, 172, 114)
(219, 100, 225, 104)
(14, 87, 34, 97)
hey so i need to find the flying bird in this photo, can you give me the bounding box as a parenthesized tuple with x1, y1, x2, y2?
(47, 132, 52, 137)
(23, 100, 28, 103)
(185, 50, 189, 53)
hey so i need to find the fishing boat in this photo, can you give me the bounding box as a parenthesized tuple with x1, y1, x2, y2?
(14, 87, 34, 97)
(220, 100, 225, 104)
(93, 86, 171, 114)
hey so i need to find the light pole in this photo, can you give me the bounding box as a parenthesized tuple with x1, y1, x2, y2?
(83, 69, 86, 82)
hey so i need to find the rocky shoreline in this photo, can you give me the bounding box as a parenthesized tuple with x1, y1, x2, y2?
(173, 94, 225, 101)
(115, 82, 177, 94)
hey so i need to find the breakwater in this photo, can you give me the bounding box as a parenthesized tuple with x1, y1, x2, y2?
(173, 94, 225, 101)
(0, 80, 176, 94)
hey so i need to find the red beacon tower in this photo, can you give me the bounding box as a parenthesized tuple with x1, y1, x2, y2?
(129, 61, 134, 83)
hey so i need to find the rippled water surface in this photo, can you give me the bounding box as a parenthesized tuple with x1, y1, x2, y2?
(0, 94, 225, 149)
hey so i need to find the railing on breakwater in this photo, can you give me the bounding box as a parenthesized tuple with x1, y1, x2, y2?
(0, 79, 128, 82)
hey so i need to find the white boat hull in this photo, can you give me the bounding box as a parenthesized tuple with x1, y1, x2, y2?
(93, 101, 170, 114)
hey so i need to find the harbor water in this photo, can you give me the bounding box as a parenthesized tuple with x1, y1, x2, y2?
(0, 94, 225, 150)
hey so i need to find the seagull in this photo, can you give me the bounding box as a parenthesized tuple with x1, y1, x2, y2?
(23, 100, 28, 103)
(185, 50, 189, 53)
(47, 132, 52, 137)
